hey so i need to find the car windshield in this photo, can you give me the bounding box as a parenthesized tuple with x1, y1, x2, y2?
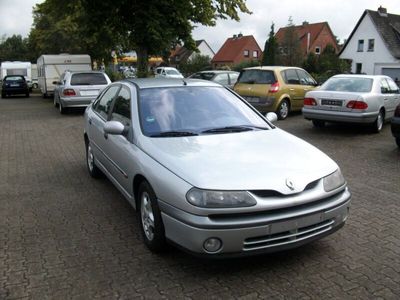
(166, 69, 180, 75)
(190, 72, 215, 80)
(70, 73, 108, 85)
(320, 77, 373, 92)
(139, 86, 270, 137)
(5, 76, 24, 81)
(238, 70, 276, 84)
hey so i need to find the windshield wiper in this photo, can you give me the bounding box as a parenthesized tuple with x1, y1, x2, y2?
(150, 131, 198, 137)
(201, 125, 268, 134)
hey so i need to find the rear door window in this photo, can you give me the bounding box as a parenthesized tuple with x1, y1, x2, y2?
(238, 70, 275, 84)
(283, 69, 300, 84)
(70, 73, 108, 85)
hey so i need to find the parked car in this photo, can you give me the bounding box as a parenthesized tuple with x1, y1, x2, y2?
(188, 70, 239, 88)
(154, 67, 184, 79)
(234, 66, 318, 119)
(84, 78, 351, 257)
(53, 70, 111, 114)
(302, 75, 400, 132)
(391, 103, 400, 147)
(1, 75, 29, 98)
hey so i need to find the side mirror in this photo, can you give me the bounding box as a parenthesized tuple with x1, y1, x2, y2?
(266, 112, 278, 123)
(52, 81, 60, 85)
(103, 121, 126, 135)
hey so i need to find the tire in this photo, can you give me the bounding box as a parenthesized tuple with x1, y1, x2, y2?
(53, 95, 58, 108)
(33, 83, 38, 89)
(138, 181, 166, 252)
(396, 137, 400, 148)
(371, 110, 384, 133)
(1, 93, 5, 98)
(59, 100, 66, 114)
(86, 141, 102, 178)
(312, 120, 325, 128)
(25, 92, 29, 97)
(276, 99, 290, 120)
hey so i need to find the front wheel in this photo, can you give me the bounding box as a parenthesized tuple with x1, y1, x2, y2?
(276, 100, 290, 120)
(371, 110, 384, 133)
(86, 141, 102, 178)
(138, 181, 166, 252)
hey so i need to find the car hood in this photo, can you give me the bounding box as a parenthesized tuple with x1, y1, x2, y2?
(140, 128, 338, 194)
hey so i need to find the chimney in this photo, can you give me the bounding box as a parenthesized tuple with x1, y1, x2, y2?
(238, 33, 243, 38)
(302, 21, 309, 26)
(378, 6, 388, 17)
(233, 34, 237, 39)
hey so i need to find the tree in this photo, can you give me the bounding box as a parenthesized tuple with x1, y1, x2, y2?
(262, 23, 277, 66)
(81, 0, 251, 77)
(178, 55, 211, 77)
(0, 35, 31, 62)
(302, 52, 318, 74)
(277, 16, 302, 66)
(29, 0, 118, 62)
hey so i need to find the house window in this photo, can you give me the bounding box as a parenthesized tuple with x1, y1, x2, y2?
(315, 47, 321, 55)
(368, 39, 375, 51)
(252, 50, 258, 58)
(356, 63, 362, 74)
(244, 50, 249, 57)
(175, 55, 180, 61)
(357, 40, 364, 52)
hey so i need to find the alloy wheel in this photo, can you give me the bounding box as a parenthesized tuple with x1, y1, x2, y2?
(141, 192, 155, 241)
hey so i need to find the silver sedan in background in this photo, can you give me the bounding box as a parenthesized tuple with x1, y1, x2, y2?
(84, 78, 351, 257)
(302, 74, 400, 132)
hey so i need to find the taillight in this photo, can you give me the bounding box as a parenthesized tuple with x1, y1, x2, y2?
(304, 97, 317, 106)
(395, 105, 400, 117)
(269, 82, 280, 93)
(63, 89, 76, 96)
(346, 100, 368, 109)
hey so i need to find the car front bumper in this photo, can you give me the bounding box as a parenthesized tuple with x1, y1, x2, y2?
(302, 108, 378, 123)
(159, 187, 351, 257)
(391, 117, 400, 138)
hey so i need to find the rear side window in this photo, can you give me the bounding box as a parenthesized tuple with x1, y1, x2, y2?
(70, 73, 108, 85)
(238, 70, 276, 84)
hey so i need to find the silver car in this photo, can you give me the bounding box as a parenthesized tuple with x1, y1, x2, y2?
(303, 74, 400, 132)
(84, 78, 351, 257)
(53, 70, 111, 114)
(188, 70, 239, 89)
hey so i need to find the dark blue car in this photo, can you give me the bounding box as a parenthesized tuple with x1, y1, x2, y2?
(1, 75, 29, 98)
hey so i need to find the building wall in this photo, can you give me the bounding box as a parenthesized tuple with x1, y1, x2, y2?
(340, 13, 399, 74)
(310, 26, 339, 55)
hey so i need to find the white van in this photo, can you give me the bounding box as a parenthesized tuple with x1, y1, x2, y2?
(1, 61, 32, 83)
(37, 54, 91, 97)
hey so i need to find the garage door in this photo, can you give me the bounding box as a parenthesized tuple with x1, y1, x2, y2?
(382, 68, 400, 82)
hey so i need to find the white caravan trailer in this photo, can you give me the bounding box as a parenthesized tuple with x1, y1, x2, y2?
(37, 54, 91, 97)
(1, 61, 32, 82)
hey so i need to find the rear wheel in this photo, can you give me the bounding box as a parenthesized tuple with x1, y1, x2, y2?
(371, 110, 384, 133)
(25, 92, 29, 97)
(59, 100, 66, 114)
(396, 137, 400, 148)
(312, 120, 325, 128)
(277, 100, 290, 120)
(1, 92, 5, 98)
(53, 95, 58, 107)
(138, 181, 166, 252)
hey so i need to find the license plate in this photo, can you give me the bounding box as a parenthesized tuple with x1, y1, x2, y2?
(10, 84, 20, 87)
(321, 99, 342, 106)
(80, 90, 99, 96)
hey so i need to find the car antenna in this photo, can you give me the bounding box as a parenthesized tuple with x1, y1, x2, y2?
(182, 79, 187, 86)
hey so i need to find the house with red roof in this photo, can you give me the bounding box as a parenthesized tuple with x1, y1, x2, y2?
(170, 40, 215, 68)
(211, 34, 262, 68)
(275, 22, 339, 58)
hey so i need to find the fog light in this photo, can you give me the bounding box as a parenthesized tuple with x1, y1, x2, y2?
(203, 238, 222, 253)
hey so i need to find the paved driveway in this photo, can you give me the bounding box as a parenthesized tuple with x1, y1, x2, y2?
(1, 95, 399, 299)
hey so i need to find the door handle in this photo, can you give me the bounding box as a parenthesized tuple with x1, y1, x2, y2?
(88, 118, 92, 125)
(290, 88, 295, 91)
(103, 132, 108, 139)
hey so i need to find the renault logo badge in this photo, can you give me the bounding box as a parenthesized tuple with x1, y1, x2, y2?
(286, 178, 295, 191)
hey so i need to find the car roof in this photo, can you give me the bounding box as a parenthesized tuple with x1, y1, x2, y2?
(66, 70, 105, 74)
(195, 70, 239, 74)
(331, 74, 390, 80)
(242, 66, 304, 71)
(123, 78, 222, 89)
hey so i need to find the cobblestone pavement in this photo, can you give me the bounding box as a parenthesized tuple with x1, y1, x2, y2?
(1, 95, 399, 299)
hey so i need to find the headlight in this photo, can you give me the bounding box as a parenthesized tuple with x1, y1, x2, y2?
(323, 169, 345, 192)
(186, 188, 256, 208)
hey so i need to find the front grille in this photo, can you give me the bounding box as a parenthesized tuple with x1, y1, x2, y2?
(243, 219, 334, 251)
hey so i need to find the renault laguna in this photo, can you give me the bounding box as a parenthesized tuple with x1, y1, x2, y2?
(84, 78, 351, 257)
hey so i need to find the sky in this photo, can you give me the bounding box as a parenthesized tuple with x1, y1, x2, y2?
(1, 0, 400, 53)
